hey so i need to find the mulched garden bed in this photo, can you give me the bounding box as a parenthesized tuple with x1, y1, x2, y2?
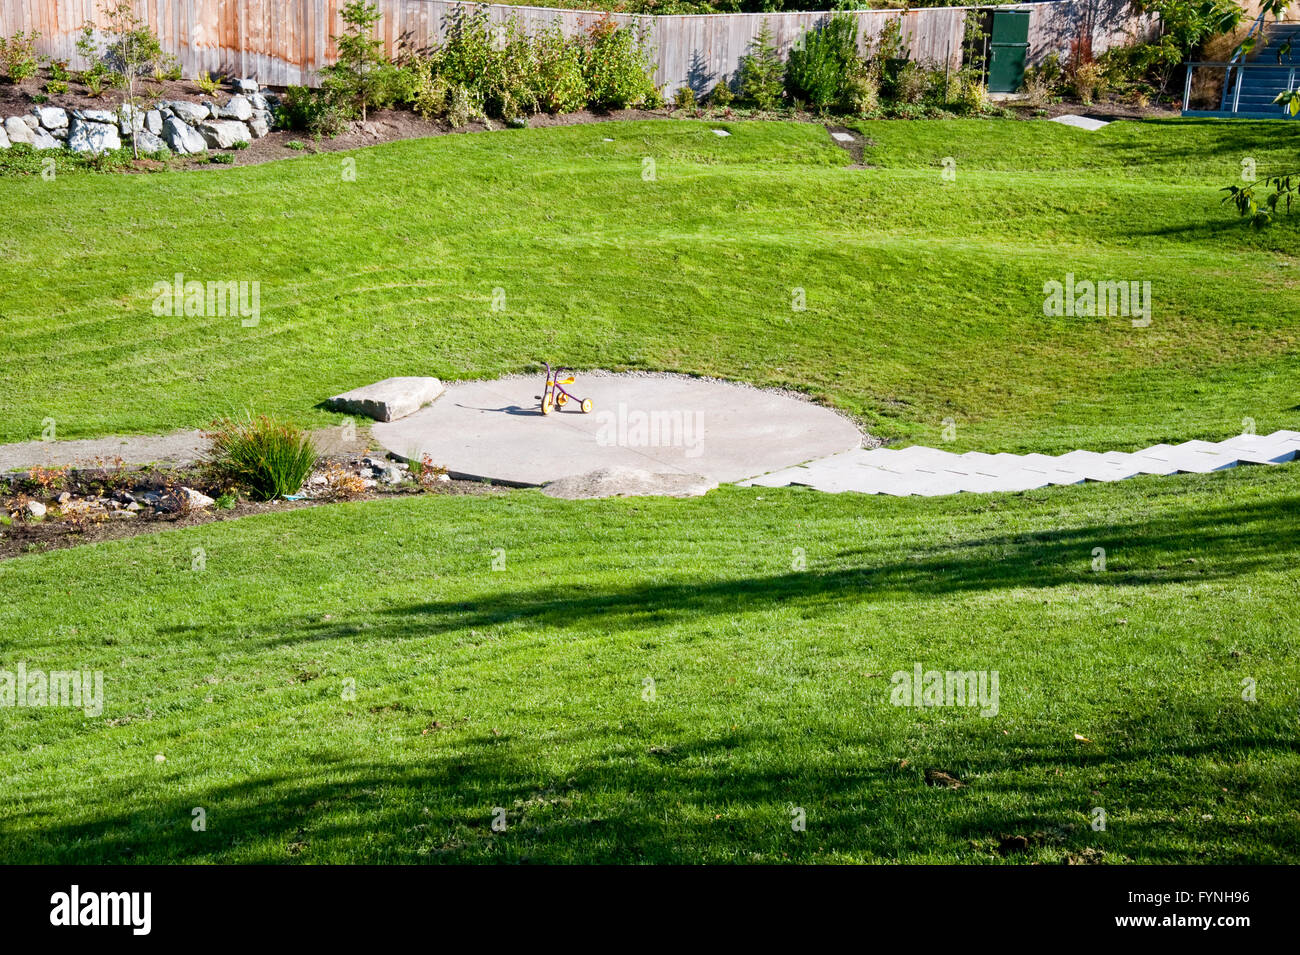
(0, 453, 507, 561)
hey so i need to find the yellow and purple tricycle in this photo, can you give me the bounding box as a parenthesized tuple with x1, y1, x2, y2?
(539, 361, 593, 416)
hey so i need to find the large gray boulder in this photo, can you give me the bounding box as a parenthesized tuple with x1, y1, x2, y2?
(235, 78, 259, 95)
(168, 101, 209, 124)
(326, 377, 445, 422)
(4, 116, 35, 146)
(162, 116, 206, 154)
(76, 108, 117, 124)
(198, 120, 250, 149)
(144, 109, 163, 134)
(31, 127, 59, 150)
(219, 95, 253, 121)
(32, 105, 68, 130)
(0, 126, 8, 149)
(118, 104, 145, 135)
(67, 118, 121, 155)
(130, 129, 169, 154)
(248, 114, 270, 139)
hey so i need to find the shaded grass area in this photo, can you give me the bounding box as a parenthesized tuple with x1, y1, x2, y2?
(0, 118, 1296, 453)
(1, 465, 1296, 863)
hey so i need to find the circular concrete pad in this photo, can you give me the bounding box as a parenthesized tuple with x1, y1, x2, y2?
(371, 372, 862, 487)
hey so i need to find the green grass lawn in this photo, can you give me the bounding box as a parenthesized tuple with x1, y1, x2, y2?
(2, 116, 1299, 864)
(1, 117, 1297, 453)
(1, 466, 1296, 863)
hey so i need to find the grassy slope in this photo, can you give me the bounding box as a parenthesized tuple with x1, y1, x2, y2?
(1, 117, 1297, 453)
(0, 466, 1296, 863)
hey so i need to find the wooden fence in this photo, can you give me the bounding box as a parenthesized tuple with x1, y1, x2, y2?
(0, 0, 1156, 94)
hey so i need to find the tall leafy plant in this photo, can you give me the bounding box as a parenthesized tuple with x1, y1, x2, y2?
(330, 0, 385, 121)
(78, 2, 173, 159)
(738, 20, 785, 110)
(785, 13, 859, 111)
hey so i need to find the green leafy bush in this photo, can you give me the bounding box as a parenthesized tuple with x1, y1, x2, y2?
(0, 31, 41, 83)
(672, 84, 697, 110)
(280, 85, 351, 137)
(785, 13, 859, 112)
(431, 9, 541, 119)
(206, 414, 318, 501)
(582, 16, 657, 109)
(532, 26, 588, 114)
(842, 70, 879, 117)
(738, 20, 785, 110)
(708, 80, 733, 107)
(893, 61, 927, 105)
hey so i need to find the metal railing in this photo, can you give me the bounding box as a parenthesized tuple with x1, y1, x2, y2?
(1183, 61, 1298, 115)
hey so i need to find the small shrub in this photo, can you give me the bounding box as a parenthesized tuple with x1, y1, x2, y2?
(209, 152, 233, 164)
(708, 80, 733, 108)
(672, 85, 697, 110)
(83, 69, 108, 98)
(47, 57, 71, 82)
(445, 84, 485, 127)
(738, 20, 785, 111)
(206, 414, 319, 501)
(1021, 68, 1054, 108)
(842, 70, 879, 117)
(409, 67, 451, 120)
(1070, 60, 1106, 106)
(957, 72, 989, 114)
(893, 61, 927, 105)
(280, 85, 350, 137)
(285, 139, 306, 150)
(45, 79, 68, 95)
(195, 70, 221, 95)
(415, 454, 449, 491)
(0, 31, 41, 83)
(322, 465, 368, 500)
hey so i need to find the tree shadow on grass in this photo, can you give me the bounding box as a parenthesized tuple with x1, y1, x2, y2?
(193, 491, 1300, 649)
(9, 697, 1296, 864)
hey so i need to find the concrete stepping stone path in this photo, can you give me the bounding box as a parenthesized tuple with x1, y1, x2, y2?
(741, 431, 1300, 496)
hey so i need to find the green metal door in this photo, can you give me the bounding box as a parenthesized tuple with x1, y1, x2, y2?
(987, 10, 1030, 93)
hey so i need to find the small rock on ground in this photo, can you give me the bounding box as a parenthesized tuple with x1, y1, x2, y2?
(541, 466, 717, 500)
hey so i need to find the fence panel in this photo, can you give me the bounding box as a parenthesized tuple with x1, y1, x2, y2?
(0, 0, 1153, 92)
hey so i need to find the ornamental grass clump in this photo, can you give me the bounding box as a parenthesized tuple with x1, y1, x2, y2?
(206, 414, 318, 501)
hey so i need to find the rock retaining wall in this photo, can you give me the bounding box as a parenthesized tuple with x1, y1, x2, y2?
(0, 79, 280, 156)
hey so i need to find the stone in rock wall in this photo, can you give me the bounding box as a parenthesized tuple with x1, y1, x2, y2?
(198, 120, 251, 149)
(33, 105, 68, 129)
(67, 118, 121, 155)
(168, 101, 209, 124)
(145, 109, 163, 134)
(76, 108, 117, 124)
(235, 78, 259, 95)
(131, 129, 169, 154)
(0, 125, 9, 149)
(4, 116, 35, 145)
(31, 127, 59, 150)
(162, 116, 206, 155)
(220, 95, 253, 121)
(118, 104, 146, 135)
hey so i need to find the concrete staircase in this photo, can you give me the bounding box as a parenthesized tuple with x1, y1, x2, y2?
(1218, 21, 1300, 118)
(740, 431, 1300, 497)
